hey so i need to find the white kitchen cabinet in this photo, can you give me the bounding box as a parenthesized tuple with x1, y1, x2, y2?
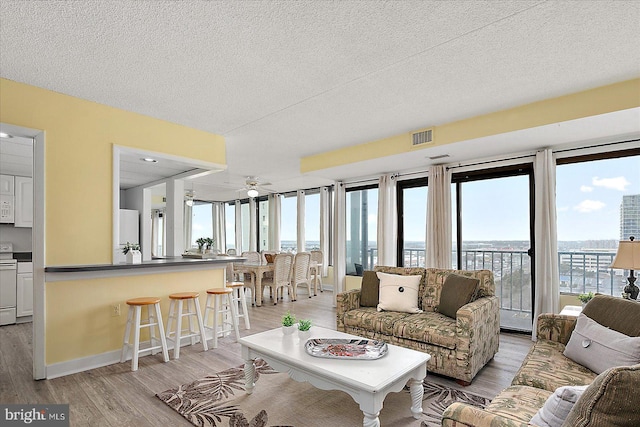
(0, 175, 14, 195)
(14, 176, 33, 228)
(17, 262, 33, 318)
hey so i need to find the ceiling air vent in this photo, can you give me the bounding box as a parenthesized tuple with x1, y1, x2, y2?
(412, 129, 433, 146)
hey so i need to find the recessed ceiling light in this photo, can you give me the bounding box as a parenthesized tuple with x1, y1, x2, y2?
(141, 157, 158, 163)
(0, 132, 13, 139)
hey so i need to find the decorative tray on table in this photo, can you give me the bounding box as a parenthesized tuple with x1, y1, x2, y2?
(304, 339, 388, 360)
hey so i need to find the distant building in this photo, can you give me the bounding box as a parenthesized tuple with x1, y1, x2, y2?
(620, 194, 640, 240)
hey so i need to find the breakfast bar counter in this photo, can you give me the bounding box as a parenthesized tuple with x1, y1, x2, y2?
(45, 255, 246, 281)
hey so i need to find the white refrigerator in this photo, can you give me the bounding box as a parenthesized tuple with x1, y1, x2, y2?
(117, 209, 139, 263)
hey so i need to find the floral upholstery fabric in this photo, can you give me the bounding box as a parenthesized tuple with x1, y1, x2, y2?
(444, 301, 640, 427)
(336, 267, 500, 383)
(342, 307, 411, 336)
(442, 386, 552, 427)
(392, 312, 457, 349)
(536, 313, 578, 345)
(512, 333, 596, 392)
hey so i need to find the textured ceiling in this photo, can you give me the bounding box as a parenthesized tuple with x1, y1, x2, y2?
(1, 1, 639, 200)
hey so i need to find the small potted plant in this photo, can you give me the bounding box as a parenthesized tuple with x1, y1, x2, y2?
(196, 237, 207, 253)
(578, 292, 594, 307)
(122, 242, 141, 264)
(282, 311, 296, 335)
(205, 237, 215, 253)
(297, 319, 312, 341)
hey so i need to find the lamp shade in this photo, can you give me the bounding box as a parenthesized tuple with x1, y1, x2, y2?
(247, 188, 259, 198)
(610, 240, 640, 270)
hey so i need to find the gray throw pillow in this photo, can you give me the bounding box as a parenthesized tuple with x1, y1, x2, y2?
(359, 270, 380, 307)
(563, 313, 640, 374)
(438, 274, 479, 319)
(530, 385, 588, 427)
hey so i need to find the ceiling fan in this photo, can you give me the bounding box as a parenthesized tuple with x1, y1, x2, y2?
(242, 176, 272, 198)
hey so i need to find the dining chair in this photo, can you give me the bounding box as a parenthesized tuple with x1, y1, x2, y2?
(291, 252, 312, 300)
(226, 262, 255, 307)
(260, 253, 293, 305)
(309, 250, 324, 295)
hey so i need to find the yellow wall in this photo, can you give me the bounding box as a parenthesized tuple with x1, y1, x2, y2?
(301, 78, 640, 172)
(0, 78, 226, 266)
(47, 269, 223, 363)
(0, 78, 227, 365)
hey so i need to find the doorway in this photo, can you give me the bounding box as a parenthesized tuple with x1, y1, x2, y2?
(452, 164, 535, 332)
(0, 122, 45, 379)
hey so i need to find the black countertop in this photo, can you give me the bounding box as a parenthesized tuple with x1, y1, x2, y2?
(45, 255, 246, 273)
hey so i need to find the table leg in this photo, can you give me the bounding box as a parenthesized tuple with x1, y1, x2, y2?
(255, 272, 263, 307)
(408, 377, 424, 419)
(362, 411, 380, 427)
(244, 359, 255, 395)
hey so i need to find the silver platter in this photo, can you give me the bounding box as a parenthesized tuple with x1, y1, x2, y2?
(305, 339, 388, 360)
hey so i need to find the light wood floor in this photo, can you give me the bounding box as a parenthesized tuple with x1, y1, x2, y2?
(0, 290, 533, 426)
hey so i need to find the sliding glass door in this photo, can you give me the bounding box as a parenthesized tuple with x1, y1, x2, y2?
(453, 165, 534, 332)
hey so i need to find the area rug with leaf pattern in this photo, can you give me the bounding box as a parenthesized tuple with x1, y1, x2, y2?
(156, 359, 489, 427)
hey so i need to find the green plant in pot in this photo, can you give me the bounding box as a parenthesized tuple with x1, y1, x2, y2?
(297, 319, 312, 341)
(298, 319, 312, 331)
(122, 242, 140, 254)
(196, 237, 207, 253)
(282, 311, 296, 335)
(578, 292, 594, 306)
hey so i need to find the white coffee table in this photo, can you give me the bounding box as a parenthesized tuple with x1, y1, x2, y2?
(239, 326, 431, 427)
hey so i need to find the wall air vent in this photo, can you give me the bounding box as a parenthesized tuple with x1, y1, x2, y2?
(412, 129, 433, 146)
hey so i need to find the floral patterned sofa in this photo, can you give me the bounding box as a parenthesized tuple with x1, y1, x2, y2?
(442, 294, 640, 426)
(336, 266, 500, 384)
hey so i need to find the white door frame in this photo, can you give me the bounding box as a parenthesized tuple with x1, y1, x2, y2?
(0, 122, 46, 379)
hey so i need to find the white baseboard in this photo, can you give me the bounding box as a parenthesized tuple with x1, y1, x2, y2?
(46, 333, 215, 379)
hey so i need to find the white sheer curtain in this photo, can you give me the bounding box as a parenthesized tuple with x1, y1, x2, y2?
(320, 186, 330, 275)
(269, 193, 282, 250)
(333, 182, 346, 301)
(183, 202, 192, 251)
(297, 190, 306, 253)
(377, 174, 397, 266)
(533, 148, 560, 339)
(249, 197, 257, 251)
(426, 165, 452, 268)
(212, 202, 226, 253)
(234, 200, 242, 253)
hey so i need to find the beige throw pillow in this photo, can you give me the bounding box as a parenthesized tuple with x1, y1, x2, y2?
(376, 272, 422, 313)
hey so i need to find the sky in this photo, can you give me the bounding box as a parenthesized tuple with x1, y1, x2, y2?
(194, 154, 639, 246)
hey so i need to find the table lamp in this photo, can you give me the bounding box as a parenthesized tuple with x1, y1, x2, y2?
(610, 236, 640, 300)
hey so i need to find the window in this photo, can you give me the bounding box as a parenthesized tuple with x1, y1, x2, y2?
(556, 151, 640, 297)
(191, 202, 213, 248)
(452, 165, 534, 332)
(305, 191, 320, 251)
(225, 202, 235, 251)
(281, 194, 297, 252)
(397, 178, 427, 267)
(346, 185, 378, 275)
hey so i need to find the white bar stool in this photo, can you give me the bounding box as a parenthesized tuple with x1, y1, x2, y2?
(203, 288, 240, 348)
(120, 296, 169, 371)
(226, 282, 251, 329)
(165, 292, 208, 359)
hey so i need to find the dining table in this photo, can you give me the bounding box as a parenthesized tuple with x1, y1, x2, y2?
(232, 262, 275, 307)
